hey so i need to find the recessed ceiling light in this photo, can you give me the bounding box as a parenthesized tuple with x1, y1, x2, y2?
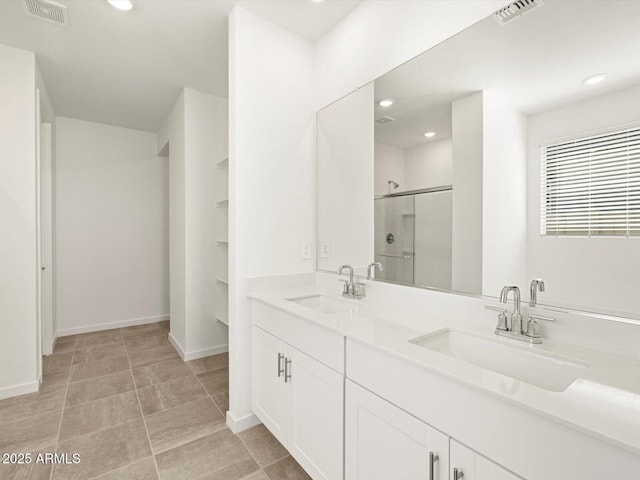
(107, 0, 134, 11)
(583, 73, 606, 86)
(378, 99, 394, 107)
(424, 132, 436, 138)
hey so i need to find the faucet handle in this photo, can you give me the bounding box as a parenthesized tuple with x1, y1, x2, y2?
(352, 281, 365, 299)
(526, 317, 541, 338)
(485, 306, 508, 331)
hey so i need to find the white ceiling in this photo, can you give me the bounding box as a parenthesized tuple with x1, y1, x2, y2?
(0, 0, 361, 132)
(375, 0, 640, 150)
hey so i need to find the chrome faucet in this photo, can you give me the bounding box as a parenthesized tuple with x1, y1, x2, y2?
(486, 284, 555, 345)
(500, 286, 523, 334)
(366, 262, 383, 280)
(338, 264, 365, 299)
(529, 279, 545, 306)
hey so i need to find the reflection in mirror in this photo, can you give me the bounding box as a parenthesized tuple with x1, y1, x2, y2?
(317, 1, 640, 320)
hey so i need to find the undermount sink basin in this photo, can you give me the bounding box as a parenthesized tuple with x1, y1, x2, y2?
(287, 294, 358, 314)
(410, 329, 590, 392)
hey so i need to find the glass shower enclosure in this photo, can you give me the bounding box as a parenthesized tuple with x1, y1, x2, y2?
(374, 187, 452, 289)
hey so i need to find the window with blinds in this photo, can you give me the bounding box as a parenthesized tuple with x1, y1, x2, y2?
(541, 126, 640, 237)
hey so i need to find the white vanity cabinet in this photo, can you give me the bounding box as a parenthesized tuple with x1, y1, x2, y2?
(449, 440, 522, 480)
(252, 325, 344, 480)
(345, 380, 449, 480)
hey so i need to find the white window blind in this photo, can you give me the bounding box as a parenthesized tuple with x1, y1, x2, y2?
(541, 126, 640, 237)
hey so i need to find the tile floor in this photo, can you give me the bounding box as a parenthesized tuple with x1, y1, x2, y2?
(0, 321, 311, 480)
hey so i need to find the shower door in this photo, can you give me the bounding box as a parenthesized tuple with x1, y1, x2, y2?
(413, 190, 452, 290)
(374, 196, 415, 284)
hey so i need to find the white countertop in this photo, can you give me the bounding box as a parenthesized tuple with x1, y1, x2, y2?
(248, 286, 640, 456)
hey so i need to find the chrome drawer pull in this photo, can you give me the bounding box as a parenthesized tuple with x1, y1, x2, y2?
(277, 353, 284, 377)
(429, 452, 439, 480)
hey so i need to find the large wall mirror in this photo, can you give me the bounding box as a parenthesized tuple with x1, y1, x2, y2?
(317, 1, 640, 321)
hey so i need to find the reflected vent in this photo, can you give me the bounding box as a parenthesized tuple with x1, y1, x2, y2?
(375, 116, 396, 126)
(22, 0, 69, 26)
(493, 0, 543, 25)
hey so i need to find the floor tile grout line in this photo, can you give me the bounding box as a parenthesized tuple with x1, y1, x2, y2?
(187, 359, 282, 476)
(62, 385, 136, 411)
(235, 431, 289, 474)
(67, 362, 131, 386)
(190, 366, 228, 419)
(84, 455, 156, 480)
(259, 453, 293, 471)
(52, 417, 144, 451)
(49, 344, 75, 480)
(121, 328, 163, 480)
(142, 392, 216, 422)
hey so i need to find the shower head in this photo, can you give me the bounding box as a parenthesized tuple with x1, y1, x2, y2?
(388, 180, 400, 189)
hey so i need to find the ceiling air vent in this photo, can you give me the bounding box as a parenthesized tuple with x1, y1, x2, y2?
(22, 0, 69, 27)
(493, 0, 543, 25)
(375, 116, 396, 126)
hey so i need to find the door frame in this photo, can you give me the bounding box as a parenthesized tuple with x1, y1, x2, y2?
(36, 89, 54, 367)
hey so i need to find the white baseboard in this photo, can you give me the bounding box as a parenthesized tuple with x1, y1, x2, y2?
(183, 344, 228, 361)
(57, 314, 170, 337)
(49, 335, 58, 354)
(0, 380, 39, 400)
(168, 332, 186, 360)
(226, 411, 261, 433)
(168, 333, 228, 362)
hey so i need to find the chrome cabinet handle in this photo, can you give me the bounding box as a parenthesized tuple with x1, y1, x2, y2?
(277, 353, 284, 378)
(284, 358, 292, 383)
(429, 452, 439, 480)
(453, 467, 464, 480)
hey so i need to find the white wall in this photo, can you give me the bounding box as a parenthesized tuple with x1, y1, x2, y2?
(404, 138, 453, 191)
(527, 85, 640, 316)
(317, 83, 374, 272)
(55, 117, 169, 335)
(158, 88, 229, 359)
(229, 6, 315, 431)
(451, 92, 483, 294)
(228, 0, 508, 431)
(482, 91, 527, 297)
(374, 142, 404, 196)
(314, 0, 507, 109)
(0, 45, 38, 398)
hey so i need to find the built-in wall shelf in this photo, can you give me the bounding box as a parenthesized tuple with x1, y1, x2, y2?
(215, 152, 229, 338)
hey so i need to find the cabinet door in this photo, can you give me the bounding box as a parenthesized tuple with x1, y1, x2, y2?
(287, 346, 344, 480)
(253, 327, 288, 444)
(450, 440, 522, 480)
(345, 380, 448, 480)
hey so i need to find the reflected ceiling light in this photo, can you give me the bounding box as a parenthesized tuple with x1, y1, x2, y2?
(311, 0, 326, 3)
(107, 0, 134, 11)
(582, 73, 606, 86)
(424, 132, 436, 138)
(378, 99, 394, 107)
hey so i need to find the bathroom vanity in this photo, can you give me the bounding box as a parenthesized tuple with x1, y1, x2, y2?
(249, 284, 640, 480)
(249, 2, 640, 478)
